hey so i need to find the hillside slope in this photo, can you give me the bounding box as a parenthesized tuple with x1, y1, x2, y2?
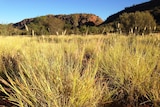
(102, 0, 160, 25)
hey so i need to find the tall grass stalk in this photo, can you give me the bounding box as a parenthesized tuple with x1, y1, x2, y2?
(0, 36, 106, 107)
(0, 35, 159, 107)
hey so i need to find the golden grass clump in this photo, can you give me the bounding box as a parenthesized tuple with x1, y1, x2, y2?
(0, 35, 159, 107)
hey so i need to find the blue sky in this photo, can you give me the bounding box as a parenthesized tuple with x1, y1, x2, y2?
(0, 0, 149, 23)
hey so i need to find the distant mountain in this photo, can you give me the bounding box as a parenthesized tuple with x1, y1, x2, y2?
(101, 0, 160, 25)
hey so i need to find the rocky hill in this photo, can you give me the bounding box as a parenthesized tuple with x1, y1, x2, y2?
(12, 13, 103, 35)
(13, 14, 103, 30)
(54, 13, 103, 26)
(101, 0, 160, 25)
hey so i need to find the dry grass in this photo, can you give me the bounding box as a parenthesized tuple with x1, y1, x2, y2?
(0, 34, 160, 107)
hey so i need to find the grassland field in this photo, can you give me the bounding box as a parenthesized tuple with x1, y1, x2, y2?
(0, 34, 160, 107)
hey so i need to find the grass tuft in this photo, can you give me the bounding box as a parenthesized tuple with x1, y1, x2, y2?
(0, 35, 159, 107)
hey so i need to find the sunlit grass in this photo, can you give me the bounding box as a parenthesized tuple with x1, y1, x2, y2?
(0, 35, 160, 107)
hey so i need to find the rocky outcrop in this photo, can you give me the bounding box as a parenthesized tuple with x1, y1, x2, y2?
(13, 13, 103, 30)
(55, 13, 103, 27)
(13, 18, 34, 29)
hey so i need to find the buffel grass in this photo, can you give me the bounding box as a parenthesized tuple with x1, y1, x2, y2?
(0, 35, 159, 107)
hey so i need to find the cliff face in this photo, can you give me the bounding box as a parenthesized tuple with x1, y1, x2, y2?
(55, 14, 103, 26)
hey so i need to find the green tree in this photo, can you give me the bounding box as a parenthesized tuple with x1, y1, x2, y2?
(88, 26, 99, 34)
(119, 11, 156, 35)
(79, 25, 87, 34)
